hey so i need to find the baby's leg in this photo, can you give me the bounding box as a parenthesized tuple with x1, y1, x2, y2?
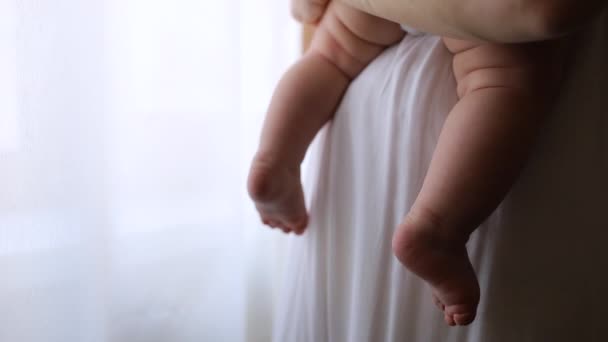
(393, 39, 564, 325)
(248, 2, 404, 234)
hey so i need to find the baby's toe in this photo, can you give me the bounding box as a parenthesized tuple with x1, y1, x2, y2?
(266, 219, 279, 228)
(292, 217, 309, 235)
(445, 304, 476, 326)
(453, 313, 475, 326)
(445, 313, 456, 326)
(271, 220, 289, 233)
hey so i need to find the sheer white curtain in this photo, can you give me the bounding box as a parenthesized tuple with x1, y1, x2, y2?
(0, 0, 298, 341)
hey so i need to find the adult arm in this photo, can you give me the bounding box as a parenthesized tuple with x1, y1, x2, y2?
(339, 0, 608, 42)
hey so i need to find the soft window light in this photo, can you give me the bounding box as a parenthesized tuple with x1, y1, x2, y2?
(0, 0, 19, 152)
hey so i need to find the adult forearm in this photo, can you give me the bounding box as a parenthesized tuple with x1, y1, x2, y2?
(340, 0, 607, 42)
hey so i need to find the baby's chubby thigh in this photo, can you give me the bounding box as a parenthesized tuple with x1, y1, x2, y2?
(443, 38, 545, 98)
(310, 2, 404, 78)
(329, 2, 404, 46)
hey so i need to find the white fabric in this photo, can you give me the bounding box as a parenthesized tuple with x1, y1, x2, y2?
(400, 24, 424, 36)
(0, 1, 298, 341)
(274, 12, 608, 342)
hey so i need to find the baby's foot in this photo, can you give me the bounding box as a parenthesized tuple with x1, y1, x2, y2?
(392, 208, 480, 326)
(291, 0, 328, 24)
(247, 155, 308, 234)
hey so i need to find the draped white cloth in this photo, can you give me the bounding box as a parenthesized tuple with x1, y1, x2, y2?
(274, 11, 608, 342)
(0, 1, 297, 341)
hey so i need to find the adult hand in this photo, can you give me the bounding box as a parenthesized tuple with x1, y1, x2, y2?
(338, 0, 607, 42)
(291, 0, 329, 24)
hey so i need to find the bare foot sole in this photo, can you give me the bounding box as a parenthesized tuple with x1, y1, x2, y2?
(392, 209, 480, 326)
(247, 156, 308, 234)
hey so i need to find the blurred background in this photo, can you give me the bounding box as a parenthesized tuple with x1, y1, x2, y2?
(0, 0, 299, 340)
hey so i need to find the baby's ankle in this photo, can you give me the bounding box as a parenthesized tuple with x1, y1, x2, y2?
(400, 206, 470, 247)
(248, 153, 300, 202)
(252, 150, 300, 171)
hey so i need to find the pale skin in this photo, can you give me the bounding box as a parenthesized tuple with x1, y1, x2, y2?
(248, 0, 569, 326)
